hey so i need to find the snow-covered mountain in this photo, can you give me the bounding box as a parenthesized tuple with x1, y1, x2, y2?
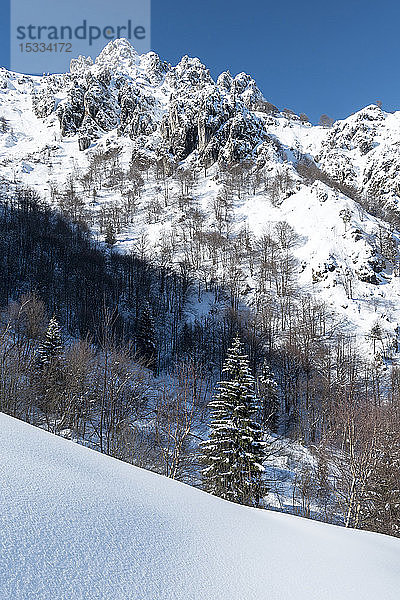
(1, 411, 399, 600)
(318, 104, 400, 206)
(1, 38, 400, 358)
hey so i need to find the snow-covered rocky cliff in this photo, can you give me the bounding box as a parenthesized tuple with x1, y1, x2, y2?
(1, 38, 400, 359)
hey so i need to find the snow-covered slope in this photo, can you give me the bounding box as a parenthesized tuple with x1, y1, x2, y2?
(0, 412, 399, 600)
(1, 39, 400, 357)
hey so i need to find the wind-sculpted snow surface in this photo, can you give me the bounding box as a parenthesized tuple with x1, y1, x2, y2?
(0, 412, 399, 600)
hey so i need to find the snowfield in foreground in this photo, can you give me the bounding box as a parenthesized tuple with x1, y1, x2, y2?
(0, 413, 399, 600)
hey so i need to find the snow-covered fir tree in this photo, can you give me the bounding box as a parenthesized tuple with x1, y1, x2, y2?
(201, 336, 266, 507)
(37, 316, 63, 369)
(136, 304, 157, 374)
(257, 361, 279, 432)
(35, 316, 64, 414)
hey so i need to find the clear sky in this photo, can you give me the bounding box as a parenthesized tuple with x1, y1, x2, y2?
(1, 0, 399, 122)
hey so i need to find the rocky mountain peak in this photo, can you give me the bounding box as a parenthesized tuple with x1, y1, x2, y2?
(95, 38, 140, 73)
(139, 51, 170, 85)
(164, 55, 214, 92)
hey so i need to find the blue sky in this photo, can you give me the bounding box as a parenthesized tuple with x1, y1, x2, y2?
(1, 0, 399, 122)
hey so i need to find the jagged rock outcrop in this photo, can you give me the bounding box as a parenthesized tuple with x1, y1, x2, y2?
(318, 104, 400, 206)
(56, 83, 86, 135)
(28, 39, 270, 162)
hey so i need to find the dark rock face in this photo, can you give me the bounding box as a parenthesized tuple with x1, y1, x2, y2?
(56, 83, 85, 136)
(358, 271, 380, 285)
(0, 68, 11, 89)
(83, 79, 119, 131)
(32, 89, 55, 119)
(78, 136, 91, 151)
(159, 65, 266, 164)
(369, 256, 386, 273)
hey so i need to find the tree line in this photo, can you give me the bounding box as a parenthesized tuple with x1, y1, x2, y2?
(0, 183, 399, 537)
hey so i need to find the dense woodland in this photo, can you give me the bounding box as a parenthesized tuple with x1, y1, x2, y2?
(0, 169, 399, 538)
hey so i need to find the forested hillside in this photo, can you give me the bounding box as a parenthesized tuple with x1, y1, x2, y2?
(1, 39, 400, 536)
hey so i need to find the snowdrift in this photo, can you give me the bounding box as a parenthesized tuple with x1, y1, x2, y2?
(0, 412, 399, 600)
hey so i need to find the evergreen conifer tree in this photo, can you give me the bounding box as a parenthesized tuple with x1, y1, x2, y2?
(201, 336, 266, 506)
(37, 316, 63, 369)
(36, 316, 64, 414)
